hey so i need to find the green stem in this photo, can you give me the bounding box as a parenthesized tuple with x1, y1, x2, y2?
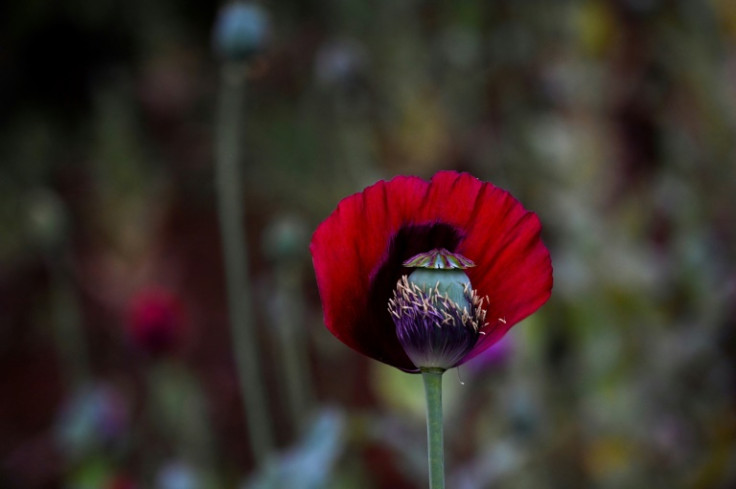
(49, 256, 89, 388)
(421, 368, 445, 489)
(215, 63, 274, 463)
(274, 266, 313, 432)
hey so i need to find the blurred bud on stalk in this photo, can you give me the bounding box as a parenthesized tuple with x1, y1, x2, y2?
(26, 189, 69, 251)
(262, 214, 309, 263)
(213, 2, 270, 62)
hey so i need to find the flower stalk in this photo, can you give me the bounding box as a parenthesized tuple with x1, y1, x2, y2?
(273, 262, 314, 432)
(215, 62, 274, 463)
(422, 368, 445, 489)
(49, 258, 89, 387)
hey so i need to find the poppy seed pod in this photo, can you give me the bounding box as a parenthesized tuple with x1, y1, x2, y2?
(390, 249, 486, 370)
(213, 2, 269, 62)
(262, 214, 309, 262)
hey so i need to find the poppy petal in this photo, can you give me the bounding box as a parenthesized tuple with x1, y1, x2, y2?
(311, 177, 429, 371)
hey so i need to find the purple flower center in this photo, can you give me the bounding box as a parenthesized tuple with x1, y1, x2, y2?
(388, 249, 488, 370)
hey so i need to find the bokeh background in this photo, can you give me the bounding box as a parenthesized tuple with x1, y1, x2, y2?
(2, 0, 735, 488)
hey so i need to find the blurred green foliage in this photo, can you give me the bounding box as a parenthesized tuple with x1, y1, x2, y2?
(1, 0, 735, 488)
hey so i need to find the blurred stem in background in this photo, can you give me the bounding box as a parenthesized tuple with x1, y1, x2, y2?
(145, 360, 217, 480)
(28, 190, 90, 389)
(422, 369, 445, 489)
(264, 216, 315, 433)
(273, 264, 313, 432)
(49, 258, 88, 387)
(215, 62, 274, 463)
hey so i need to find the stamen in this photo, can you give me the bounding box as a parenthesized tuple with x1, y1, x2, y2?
(388, 274, 489, 370)
(456, 366, 465, 385)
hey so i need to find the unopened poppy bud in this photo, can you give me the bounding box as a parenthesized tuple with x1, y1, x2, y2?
(389, 249, 488, 371)
(213, 2, 269, 62)
(262, 214, 308, 262)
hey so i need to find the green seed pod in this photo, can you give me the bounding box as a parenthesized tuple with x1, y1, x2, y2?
(213, 2, 270, 62)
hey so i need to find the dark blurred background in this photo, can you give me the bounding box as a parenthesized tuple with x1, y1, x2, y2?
(1, 0, 735, 488)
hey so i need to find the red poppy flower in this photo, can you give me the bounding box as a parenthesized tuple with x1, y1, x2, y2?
(310, 171, 552, 373)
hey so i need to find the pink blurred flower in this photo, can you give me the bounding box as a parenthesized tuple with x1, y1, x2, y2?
(127, 287, 186, 357)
